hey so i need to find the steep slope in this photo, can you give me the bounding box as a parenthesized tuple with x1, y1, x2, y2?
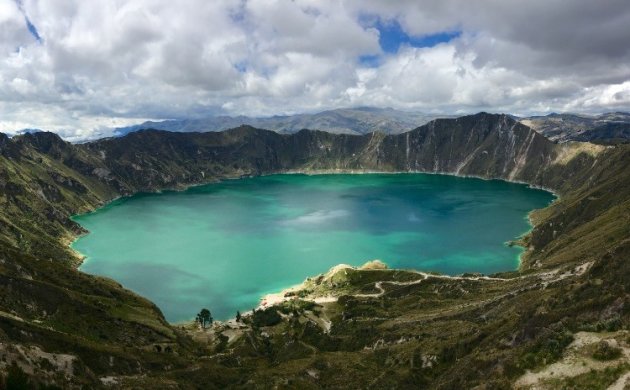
(92, 113, 557, 193)
(0, 113, 628, 388)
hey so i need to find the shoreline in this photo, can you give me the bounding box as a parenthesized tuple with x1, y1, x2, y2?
(276, 168, 560, 197)
(253, 259, 518, 315)
(66, 169, 558, 325)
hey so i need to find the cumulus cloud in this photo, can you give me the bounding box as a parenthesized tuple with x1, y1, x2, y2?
(0, 0, 629, 140)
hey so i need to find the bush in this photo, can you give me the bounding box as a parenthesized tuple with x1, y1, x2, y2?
(277, 299, 316, 315)
(252, 307, 282, 327)
(518, 329, 574, 370)
(4, 363, 32, 390)
(592, 341, 622, 361)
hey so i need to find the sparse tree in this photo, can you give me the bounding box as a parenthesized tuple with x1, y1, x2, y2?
(196, 308, 213, 329)
(236, 310, 242, 322)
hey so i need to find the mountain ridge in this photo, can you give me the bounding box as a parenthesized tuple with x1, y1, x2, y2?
(0, 112, 628, 388)
(112, 107, 453, 137)
(109, 108, 630, 146)
(520, 111, 630, 143)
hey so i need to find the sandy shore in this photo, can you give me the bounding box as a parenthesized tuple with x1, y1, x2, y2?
(257, 261, 388, 309)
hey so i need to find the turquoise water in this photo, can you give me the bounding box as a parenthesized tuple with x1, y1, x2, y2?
(73, 174, 554, 322)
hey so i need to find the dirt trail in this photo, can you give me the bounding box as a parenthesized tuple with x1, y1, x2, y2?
(354, 276, 427, 299)
(608, 371, 630, 390)
(514, 331, 630, 389)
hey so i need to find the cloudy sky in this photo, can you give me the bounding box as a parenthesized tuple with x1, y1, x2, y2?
(1, 0, 630, 140)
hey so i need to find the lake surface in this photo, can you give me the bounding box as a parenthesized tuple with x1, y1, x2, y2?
(73, 174, 554, 322)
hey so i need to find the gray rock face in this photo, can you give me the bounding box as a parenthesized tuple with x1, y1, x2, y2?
(521, 112, 630, 143)
(380, 114, 554, 184)
(571, 122, 630, 144)
(93, 113, 556, 193)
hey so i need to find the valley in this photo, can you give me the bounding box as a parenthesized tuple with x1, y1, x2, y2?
(0, 113, 628, 388)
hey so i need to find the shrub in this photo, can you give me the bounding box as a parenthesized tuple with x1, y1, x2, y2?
(592, 341, 622, 361)
(4, 363, 32, 390)
(252, 307, 282, 327)
(518, 329, 574, 370)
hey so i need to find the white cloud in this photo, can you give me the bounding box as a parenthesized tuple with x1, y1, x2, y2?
(0, 0, 629, 140)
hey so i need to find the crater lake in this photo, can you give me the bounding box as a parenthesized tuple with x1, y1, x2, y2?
(72, 173, 554, 322)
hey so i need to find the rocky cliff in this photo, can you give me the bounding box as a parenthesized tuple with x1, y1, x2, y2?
(78, 113, 558, 191)
(521, 111, 630, 143)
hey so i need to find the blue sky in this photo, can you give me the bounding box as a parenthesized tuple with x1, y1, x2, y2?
(360, 18, 460, 66)
(14, 0, 42, 43)
(376, 19, 460, 54)
(25, 18, 42, 42)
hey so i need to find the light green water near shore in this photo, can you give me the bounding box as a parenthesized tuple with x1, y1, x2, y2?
(73, 173, 554, 322)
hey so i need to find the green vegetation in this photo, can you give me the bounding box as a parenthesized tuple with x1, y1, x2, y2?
(196, 308, 213, 329)
(4, 364, 32, 390)
(1, 364, 62, 390)
(518, 327, 574, 370)
(592, 340, 623, 361)
(251, 307, 283, 328)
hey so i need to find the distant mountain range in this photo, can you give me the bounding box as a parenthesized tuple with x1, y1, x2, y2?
(113, 108, 630, 144)
(520, 112, 630, 143)
(114, 107, 452, 137)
